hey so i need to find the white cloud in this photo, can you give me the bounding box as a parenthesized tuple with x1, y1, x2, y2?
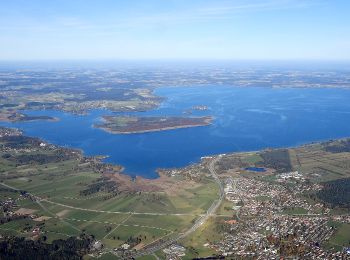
(197, 0, 325, 16)
(0, 0, 326, 34)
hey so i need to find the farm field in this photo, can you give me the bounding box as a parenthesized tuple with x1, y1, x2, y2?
(1, 127, 350, 258)
(0, 129, 219, 256)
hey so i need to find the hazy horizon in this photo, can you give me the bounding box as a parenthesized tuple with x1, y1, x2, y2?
(1, 59, 350, 71)
(1, 0, 349, 61)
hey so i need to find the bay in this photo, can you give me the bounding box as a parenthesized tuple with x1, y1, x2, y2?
(2, 86, 350, 178)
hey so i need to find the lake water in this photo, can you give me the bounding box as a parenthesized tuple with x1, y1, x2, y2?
(2, 86, 350, 178)
(245, 167, 267, 172)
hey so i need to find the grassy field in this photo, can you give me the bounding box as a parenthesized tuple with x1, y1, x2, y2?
(1, 175, 216, 251)
(216, 199, 234, 216)
(0, 134, 219, 254)
(2, 130, 350, 258)
(281, 207, 308, 215)
(181, 216, 226, 259)
(325, 221, 350, 252)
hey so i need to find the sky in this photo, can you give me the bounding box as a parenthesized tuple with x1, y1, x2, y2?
(0, 0, 349, 61)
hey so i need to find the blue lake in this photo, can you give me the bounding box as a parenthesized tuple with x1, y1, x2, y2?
(245, 167, 267, 172)
(2, 85, 350, 178)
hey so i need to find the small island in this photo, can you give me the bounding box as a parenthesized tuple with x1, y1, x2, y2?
(94, 115, 213, 134)
(0, 112, 59, 122)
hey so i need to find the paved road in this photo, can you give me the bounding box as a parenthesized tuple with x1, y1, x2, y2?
(0, 182, 229, 220)
(129, 156, 224, 259)
(1, 157, 225, 259)
(41, 198, 208, 217)
(0, 182, 81, 232)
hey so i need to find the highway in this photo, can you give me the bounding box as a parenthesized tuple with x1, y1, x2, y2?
(129, 156, 224, 259)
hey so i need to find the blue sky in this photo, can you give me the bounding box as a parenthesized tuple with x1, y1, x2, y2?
(0, 0, 349, 60)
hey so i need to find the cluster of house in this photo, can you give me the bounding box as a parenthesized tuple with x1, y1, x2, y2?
(332, 215, 350, 224)
(0, 127, 22, 137)
(276, 171, 304, 182)
(212, 174, 349, 258)
(223, 178, 238, 202)
(0, 193, 36, 219)
(0, 197, 17, 213)
(160, 160, 209, 181)
(0, 194, 50, 240)
(223, 175, 325, 217)
(163, 244, 186, 259)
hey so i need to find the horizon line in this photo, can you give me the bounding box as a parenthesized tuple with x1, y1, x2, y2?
(1, 58, 350, 63)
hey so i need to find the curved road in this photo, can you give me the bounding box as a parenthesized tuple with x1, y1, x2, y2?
(0, 156, 225, 259)
(129, 156, 224, 259)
